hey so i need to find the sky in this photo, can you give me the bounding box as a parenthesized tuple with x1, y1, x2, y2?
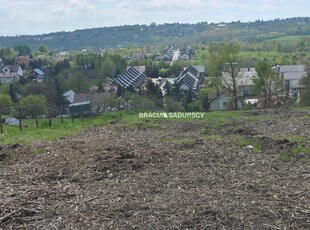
(0, 0, 309, 36)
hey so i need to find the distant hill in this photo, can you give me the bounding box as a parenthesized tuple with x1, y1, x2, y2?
(1, 17, 310, 52)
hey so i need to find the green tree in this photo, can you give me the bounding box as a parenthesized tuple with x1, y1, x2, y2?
(20, 95, 47, 118)
(0, 94, 13, 115)
(252, 58, 284, 108)
(116, 86, 126, 97)
(14, 45, 31, 56)
(207, 43, 224, 90)
(164, 97, 185, 112)
(0, 48, 17, 64)
(22, 81, 56, 106)
(145, 79, 163, 107)
(299, 62, 310, 106)
(38, 45, 49, 54)
(54, 76, 65, 105)
(67, 72, 89, 93)
(101, 59, 117, 79)
(9, 83, 18, 103)
(163, 80, 172, 96)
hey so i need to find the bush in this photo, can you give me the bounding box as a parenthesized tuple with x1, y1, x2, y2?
(165, 97, 185, 112)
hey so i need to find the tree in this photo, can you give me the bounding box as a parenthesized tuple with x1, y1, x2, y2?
(67, 72, 89, 93)
(19, 95, 47, 119)
(9, 83, 18, 103)
(38, 45, 49, 54)
(0, 48, 17, 64)
(54, 76, 65, 105)
(221, 43, 241, 110)
(0, 94, 13, 115)
(22, 81, 56, 106)
(145, 79, 163, 107)
(299, 62, 310, 106)
(252, 58, 284, 108)
(101, 59, 117, 79)
(14, 45, 31, 56)
(163, 80, 172, 96)
(164, 97, 185, 112)
(207, 43, 224, 91)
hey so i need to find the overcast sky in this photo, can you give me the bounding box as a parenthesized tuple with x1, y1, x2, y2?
(1, 0, 309, 36)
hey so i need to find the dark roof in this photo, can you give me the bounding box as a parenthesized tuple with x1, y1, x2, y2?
(0, 64, 20, 73)
(73, 93, 91, 103)
(11, 64, 20, 72)
(114, 67, 147, 88)
(208, 90, 226, 103)
(180, 73, 199, 91)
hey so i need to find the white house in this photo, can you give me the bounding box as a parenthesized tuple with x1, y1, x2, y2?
(0, 63, 23, 84)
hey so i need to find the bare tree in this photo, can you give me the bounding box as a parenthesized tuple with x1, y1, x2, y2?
(221, 43, 241, 110)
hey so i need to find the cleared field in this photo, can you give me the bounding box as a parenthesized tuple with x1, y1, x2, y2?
(0, 109, 309, 229)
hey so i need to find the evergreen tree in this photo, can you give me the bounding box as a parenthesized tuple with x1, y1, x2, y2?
(9, 84, 18, 103)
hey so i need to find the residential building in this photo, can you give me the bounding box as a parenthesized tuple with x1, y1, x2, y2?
(28, 68, 46, 82)
(0, 62, 23, 84)
(208, 91, 243, 111)
(179, 45, 193, 60)
(222, 67, 256, 98)
(176, 65, 205, 94)
(272, 65, 306, 97)
(161, 44, 175, 61)
(112, 66, 147, 90)
(15, 56, 31, 66)
(126, 65, 146, 73)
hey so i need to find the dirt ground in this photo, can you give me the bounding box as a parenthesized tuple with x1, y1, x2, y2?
(1, 109, 309, 229)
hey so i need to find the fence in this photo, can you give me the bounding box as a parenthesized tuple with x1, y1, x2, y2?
(0, 100, 159, 133)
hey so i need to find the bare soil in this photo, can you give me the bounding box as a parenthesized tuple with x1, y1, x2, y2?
(1, 109, 309, 229)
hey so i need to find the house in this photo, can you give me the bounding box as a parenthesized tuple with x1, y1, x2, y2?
(161, 44, 175, 61)
(28, 68, 46, 82)
(126, 65, 146, 73)
(0, 62, 23, 84)
(272, 65, 306, 97)
(112, 66, 147, 90)
(63, 91, 95, 116)
(179, 45, 193, 60)
(68, 101, 91, 117)
(208, 91, 243, 111)
(222, 67, 257, 98)
(176, 65, 205, 94)
(63, 90, 76, 104)
(15, 56, 31, 66)
(53, 52, 69, 62)
(238, 67, 257, 97)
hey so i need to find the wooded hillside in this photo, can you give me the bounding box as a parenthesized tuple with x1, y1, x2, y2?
(1, 17, 310, 51)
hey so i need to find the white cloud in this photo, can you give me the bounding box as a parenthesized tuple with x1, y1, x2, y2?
(146, 0, 201, 7)
(0, 0, 309, 36)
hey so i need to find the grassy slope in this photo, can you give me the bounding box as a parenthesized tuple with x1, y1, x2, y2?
(0, 110, 263, 145)
(1, 109, 309, 164)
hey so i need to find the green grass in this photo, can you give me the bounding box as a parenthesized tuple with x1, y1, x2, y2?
(0, 109, 273, 145)
(268, 35, 310, 43)
(278, 145, 310, 163)
(271, 133, 308, 143)
(234, 136, 262, 152)
(0, 111, 143, 145)
(202, 134, 222, 141)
